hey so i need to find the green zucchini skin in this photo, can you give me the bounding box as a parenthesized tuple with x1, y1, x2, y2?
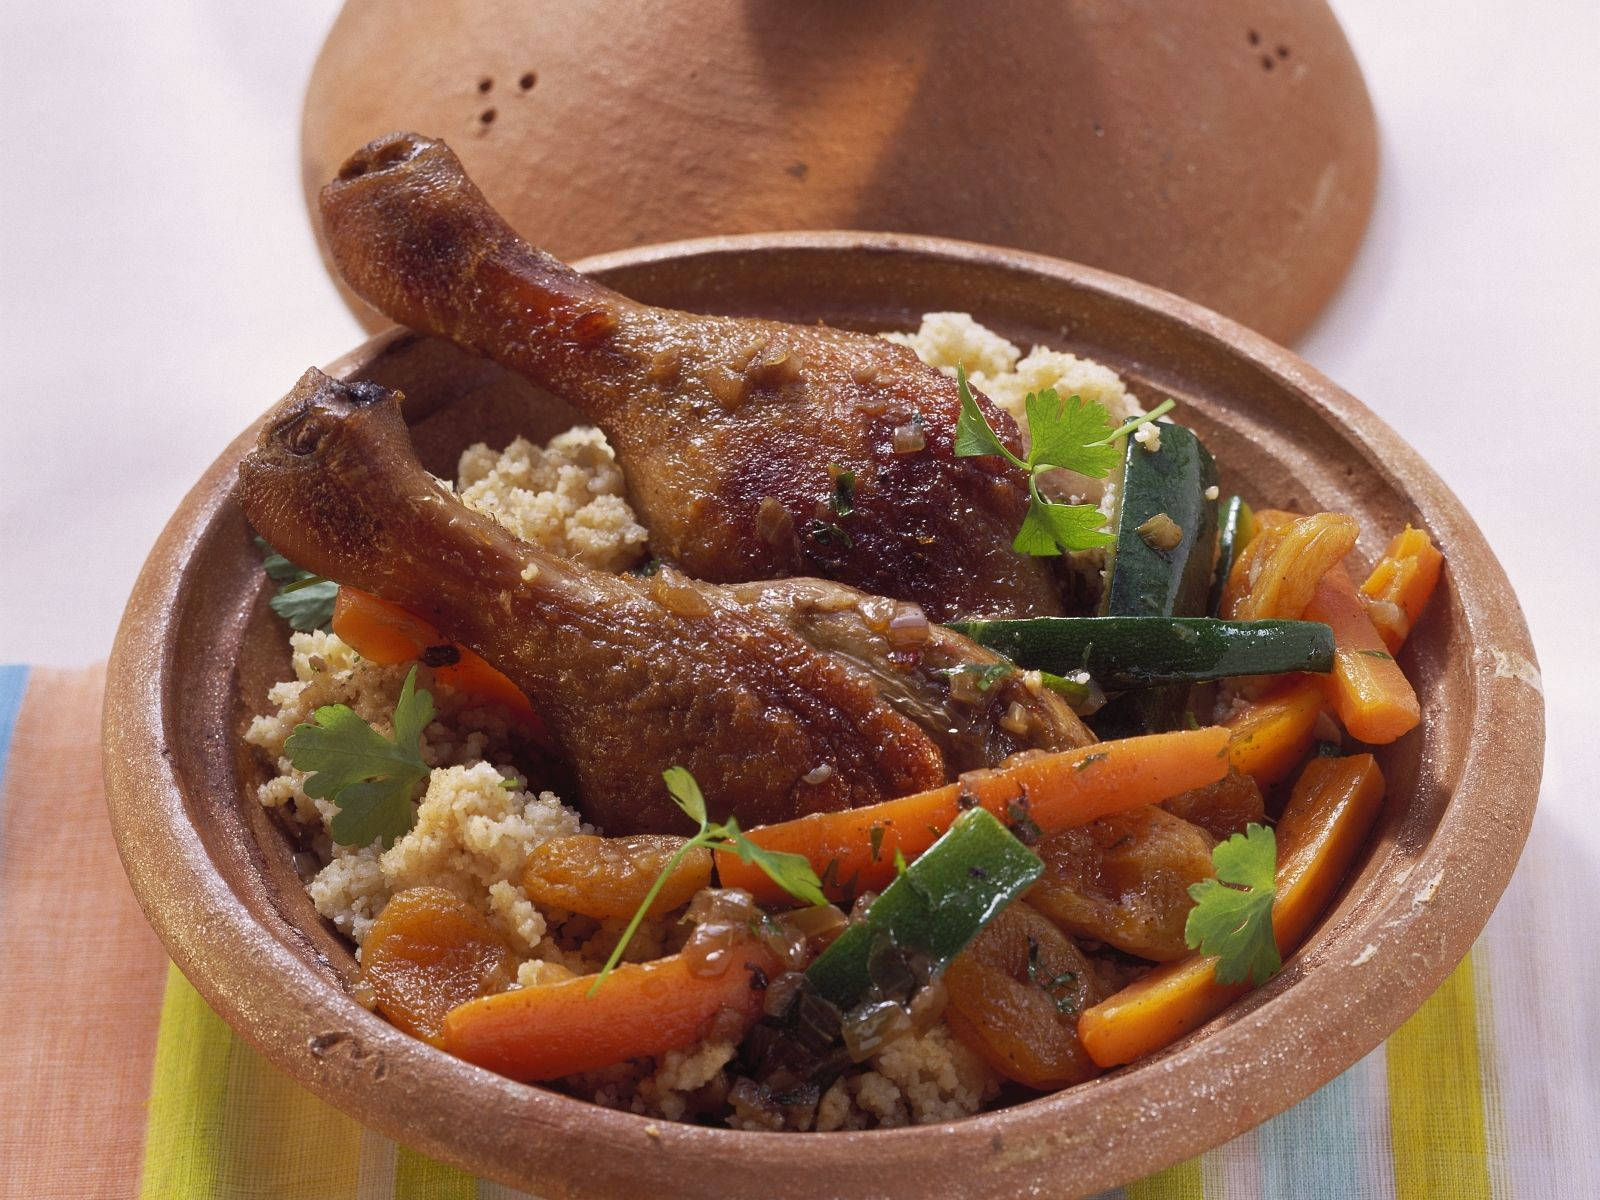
(1102, 425, 1220, 620)
(950, 616, 1334, 688)
(1094, 424, 1220, 733)
(1209, 495, 1257, 615)
(804, 808, 1041, 1011)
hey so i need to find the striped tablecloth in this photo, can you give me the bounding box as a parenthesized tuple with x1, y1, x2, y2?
(3, 665, 1591, 1199)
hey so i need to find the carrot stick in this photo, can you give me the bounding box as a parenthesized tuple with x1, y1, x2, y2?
(1224, 676, 1326, 785)
(330, 585, 437, 664)
(332, 586, 545, 734)
(439, 938, 781, 1081)
(717, 727, 1231, 905)
(1078, 753, 1385, 1068)
(1359, 525, 1444, 654)
(1304, 567, 1419, 744)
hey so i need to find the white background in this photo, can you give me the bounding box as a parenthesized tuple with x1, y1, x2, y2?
(1, 1, 1595, 1184)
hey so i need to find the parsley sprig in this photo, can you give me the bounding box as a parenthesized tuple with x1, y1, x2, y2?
(256, 537, 338, 631)
(952, 365, 1174, 556)
(1184, 821, 1281, 986)
(590, 767, 826, 995)
(285, 666, 435, 848)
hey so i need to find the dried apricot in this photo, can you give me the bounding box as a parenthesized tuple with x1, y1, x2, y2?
(359, 886, 515, 1044)
(1161, 768, 1265, 841)
(944, 902, 1101, 1089)
(523, 834, 711, 919)
(1027, 807, 1215, 961)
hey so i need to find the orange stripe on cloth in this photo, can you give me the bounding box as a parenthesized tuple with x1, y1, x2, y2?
(0, 666, 170, 1199)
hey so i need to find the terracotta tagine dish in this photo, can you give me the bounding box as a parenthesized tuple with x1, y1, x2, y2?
(104, 233, 1540, 1199)
(302, 0, 1378, 344)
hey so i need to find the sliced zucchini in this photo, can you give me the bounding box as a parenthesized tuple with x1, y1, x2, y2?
(805, 808, 1042, 1010)
(1094, 423, 1220, 732)
(1209, 495, 1258, 615)
(949, 616, 1334, 689)
(1101, 423, 1220, 620)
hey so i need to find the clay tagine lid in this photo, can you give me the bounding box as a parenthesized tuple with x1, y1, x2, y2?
(302, 0, 1377, 344)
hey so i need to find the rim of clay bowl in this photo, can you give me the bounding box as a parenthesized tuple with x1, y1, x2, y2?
(104, 231, 1543, 1200)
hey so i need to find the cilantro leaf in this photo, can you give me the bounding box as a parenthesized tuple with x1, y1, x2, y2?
(285, 666, 435, 848)
(255, 537, 337, 632)
(270, 580, 339, 632)
(1013, 480, 1114, 556)
(661, 771, 824, 906)
(951, 370, 1175, 558)
(390, 667, 436, 752)
(663, 765, 709, 830)
(1023, 390, 1122, 478)
(953, 366, 1024, 467)
(829, 466, 857, 517)
(270, 585, 339, 640)
(259, 544, 304, 583)
(1090, 398, 1176, 447)
(1184, 822, 1281, 986)
(724, 832, 828, 908)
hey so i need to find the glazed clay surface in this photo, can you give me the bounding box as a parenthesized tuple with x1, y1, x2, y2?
(302, 0, 1377, 344)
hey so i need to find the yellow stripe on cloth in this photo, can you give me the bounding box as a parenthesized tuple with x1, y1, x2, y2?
(138, 965, 382, 1199)
(140, 964, 233, 1199)
(1126, 1155, 1207, 1200)
(216, 1013, 365, 1196)
(138, 966, 232, 1200)
(394, 1145, 478, 1199)
(1386, 953, 1492, 1200)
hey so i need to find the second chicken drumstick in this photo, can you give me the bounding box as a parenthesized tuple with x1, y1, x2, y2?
(237, 370, 1091, 835)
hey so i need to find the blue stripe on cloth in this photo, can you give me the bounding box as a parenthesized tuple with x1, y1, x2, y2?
(1257, 1063, 1362, 1198)
(0, 664, 30, 796)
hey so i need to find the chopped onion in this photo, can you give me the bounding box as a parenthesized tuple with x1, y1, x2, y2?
(947, 667, 986, 706)
(685, 888, 756, 927)
(762, 969, 809, 1019)
(891, 420, 926, 454)
(1000, 700, 1032, 735)
(908, 976, 948, 1033)
(841, 999, 913, 1062)
(760, 917, 809, 971)
(727, 1077, 784, 1129)
(857, 595, 897, 633)
(849, 891, 879, 922)
(885, 604, 930, 648)
(682, 921, 739, 977)
(755, 496, 796, 548)
(783, 903, 849, 950)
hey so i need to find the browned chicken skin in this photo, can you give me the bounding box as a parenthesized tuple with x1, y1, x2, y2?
(318, 132, 1066, 622)
(238, 370, 1091, 835)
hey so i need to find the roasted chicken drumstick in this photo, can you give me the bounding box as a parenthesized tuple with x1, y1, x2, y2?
(320, 132, 1065, 622)
(238, 370, 1091, 834)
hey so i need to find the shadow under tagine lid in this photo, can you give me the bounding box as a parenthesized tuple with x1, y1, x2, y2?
(301, 0, 1377, 345)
